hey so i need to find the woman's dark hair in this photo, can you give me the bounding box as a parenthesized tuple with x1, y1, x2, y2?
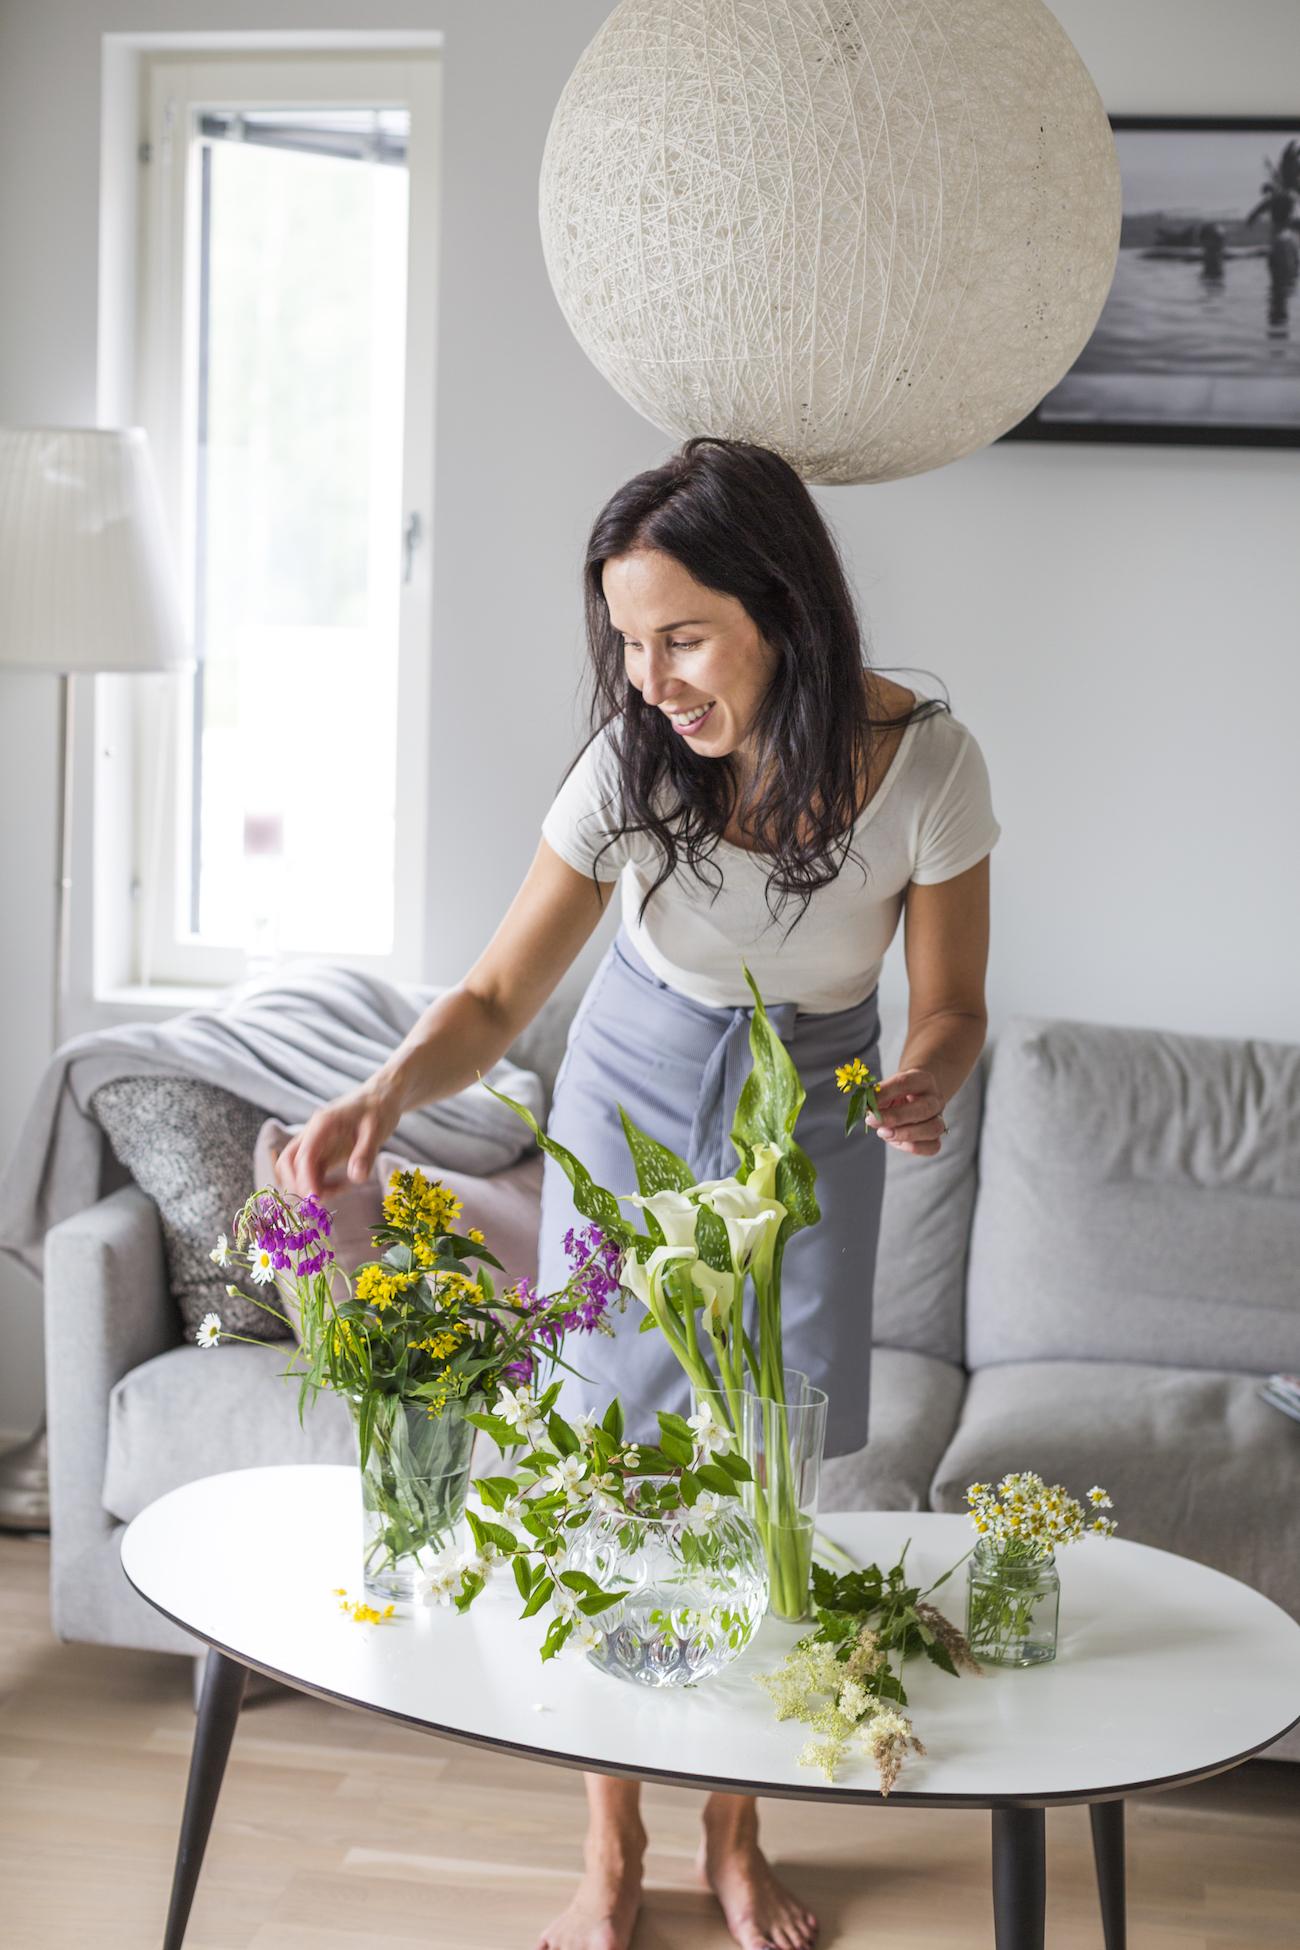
(577, 434, 950, 928)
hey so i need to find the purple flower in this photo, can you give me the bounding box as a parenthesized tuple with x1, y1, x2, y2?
(562, 1224, 621, 1333)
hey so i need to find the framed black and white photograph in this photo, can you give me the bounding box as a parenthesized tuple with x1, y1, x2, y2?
(1006, 116, 1300, 447)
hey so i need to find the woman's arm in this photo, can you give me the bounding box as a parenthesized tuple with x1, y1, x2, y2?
(865, 854, 991, 1157)
(277, 839, 614, 1194)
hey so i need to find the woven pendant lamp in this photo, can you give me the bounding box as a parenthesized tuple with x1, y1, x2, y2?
(539, 0, 1121, 484)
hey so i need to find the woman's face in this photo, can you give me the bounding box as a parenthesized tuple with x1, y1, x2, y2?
(603, 548, 778, 763)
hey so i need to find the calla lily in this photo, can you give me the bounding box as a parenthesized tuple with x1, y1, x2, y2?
(621, 1188, 701, 1251)
(688, 1257, 737, 1326)
(695, 1176, 787, 1277)
(618, 1242, 696, 1310)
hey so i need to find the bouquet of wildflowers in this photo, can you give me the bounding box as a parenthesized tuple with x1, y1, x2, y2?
(486, 967, 823, 1618)
(200, 1167, 623, 1592)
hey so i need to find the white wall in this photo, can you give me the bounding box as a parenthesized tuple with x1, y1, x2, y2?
(1, 0, 1297, 1432)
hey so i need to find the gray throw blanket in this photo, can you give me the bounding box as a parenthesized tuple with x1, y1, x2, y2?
(0, 960, 544, 1282)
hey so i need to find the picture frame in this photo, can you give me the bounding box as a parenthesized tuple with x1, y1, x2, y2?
(1003, 116, 1300, 448)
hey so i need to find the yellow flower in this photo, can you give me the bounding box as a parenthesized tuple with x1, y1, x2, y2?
(835, 1057, 871, 1094)
(382, 1167, 463, 1235)
(355, 1265, 400, 1312)
(467, 1227, 485, 1246)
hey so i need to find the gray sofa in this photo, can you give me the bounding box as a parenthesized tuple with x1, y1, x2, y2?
(43, 1008, 1300, 1761)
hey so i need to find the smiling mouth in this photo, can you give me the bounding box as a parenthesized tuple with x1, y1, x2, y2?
(666, 701, 715, 734)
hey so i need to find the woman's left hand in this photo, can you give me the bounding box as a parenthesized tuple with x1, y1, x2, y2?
(864, 1068, 949, 1155)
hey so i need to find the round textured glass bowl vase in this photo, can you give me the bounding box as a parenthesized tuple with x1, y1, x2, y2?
(560, 1481, 769, 1688)
(965, 1538, 1061, 1667)
(350, 1395, 479, 1604)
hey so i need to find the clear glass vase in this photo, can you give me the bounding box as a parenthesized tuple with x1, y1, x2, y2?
(350, 1394, 479, 1603)
(965, 1537, 1060, 1667)
(740, 1369, 828, 1623)
(560, 1477, 769, 1688)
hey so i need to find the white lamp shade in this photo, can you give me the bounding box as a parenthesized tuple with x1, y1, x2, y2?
(539, 0, 1122, 485)
(0, 426, 190, 673)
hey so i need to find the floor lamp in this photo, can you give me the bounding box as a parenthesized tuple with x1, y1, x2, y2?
(0, 426, 190, 1530)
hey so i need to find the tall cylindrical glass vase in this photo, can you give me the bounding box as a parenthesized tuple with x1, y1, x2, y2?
(741, 1369, 828, 1622)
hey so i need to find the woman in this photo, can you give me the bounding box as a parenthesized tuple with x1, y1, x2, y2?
(279, 436, 1000, 1950)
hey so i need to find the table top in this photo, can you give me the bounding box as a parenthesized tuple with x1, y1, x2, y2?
(120, 1465, 1300, 1809)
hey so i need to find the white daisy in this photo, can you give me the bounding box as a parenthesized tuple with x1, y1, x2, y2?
(208, 1233, 232, 1268)
(195, 1312, 222, 1349)
(248, 1244, 276, 1285)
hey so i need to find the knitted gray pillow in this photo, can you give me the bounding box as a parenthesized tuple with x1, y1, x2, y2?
(90, 1076, 294, 1341)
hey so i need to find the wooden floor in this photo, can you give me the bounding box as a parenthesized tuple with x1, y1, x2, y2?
(1, 1532, 1297, 1950)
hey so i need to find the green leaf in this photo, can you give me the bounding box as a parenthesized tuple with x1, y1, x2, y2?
(694, 1461, 741, 1497)
(602, 1399, 625, 1443)
(729, 967, 820, 1239)
(558, 1570, 601, 1595)
(463, 1411, 524, 1447)
(465, 1508, 486, 1549)
(715, 1450, 751, 1482)
(548, 1412, 580, 1457)
(923, 1636, 959, 1678)
(512, 1556, 532, 1602)
(618, 1105, 695, 1195)
(473, 1475, 517, 1512)
(483, 1085, 634, 1242)
(578, 1589, 625, 1615)
(657, 1411, 694, 1442)
(520, 1577, 554, 1618)
(453, 1571, 484, 1613)
(657, 1429, 693, 1468)
(540, 1616, 573, 1662)
(679, 1469, 701, 1506)
(480, 1520, 517, 1552)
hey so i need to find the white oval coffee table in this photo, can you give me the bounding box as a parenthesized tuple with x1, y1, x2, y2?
(121, 1465, 1300, 1949)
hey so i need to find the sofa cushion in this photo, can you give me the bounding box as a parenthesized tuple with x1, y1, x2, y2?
(966, 1017, 1300, 1373)
(102, 1341, 355, 1523)
(91, 1076, 293, 1341)
(870, 1053, 987, 1367)
(929, 1358, 1300, 1622)
(820, 1347, 966, 1513)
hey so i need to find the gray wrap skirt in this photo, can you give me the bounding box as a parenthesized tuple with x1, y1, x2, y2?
(536, 929, 884, 1458)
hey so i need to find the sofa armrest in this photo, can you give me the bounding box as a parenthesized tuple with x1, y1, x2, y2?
(43, 1184, 175, 1638)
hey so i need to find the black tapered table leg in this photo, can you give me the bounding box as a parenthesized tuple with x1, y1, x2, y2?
(162, 1649, 248, 1949)
(991, 1806, 1046, 1950)
(1089, 1798, 1127, 1950)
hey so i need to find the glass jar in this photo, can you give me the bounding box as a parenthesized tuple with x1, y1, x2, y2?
(965, 1536, 1060, 1667)
(351, 1393, 480, 1604)
(560, 1478, 769, 1688)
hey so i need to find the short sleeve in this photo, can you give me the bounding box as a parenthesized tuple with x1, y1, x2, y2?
(541, 727, 628, 883)
(910, 725, 1001, 885)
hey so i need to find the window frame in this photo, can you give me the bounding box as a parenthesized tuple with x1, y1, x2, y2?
(127, 49, 439, 988)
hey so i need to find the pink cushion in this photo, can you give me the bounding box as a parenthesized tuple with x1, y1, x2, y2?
(252, 1122, 543, 1338)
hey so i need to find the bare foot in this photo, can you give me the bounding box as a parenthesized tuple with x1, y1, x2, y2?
(535, 1821, 646, 1950)
(697, 1804, 819, 1950)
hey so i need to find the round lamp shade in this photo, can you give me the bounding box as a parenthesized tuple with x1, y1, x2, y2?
(539, 0, 1122, 484)
(0, 426, 189, 673)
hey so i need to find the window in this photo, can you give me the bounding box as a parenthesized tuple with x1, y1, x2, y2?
(130, 54, 438, 985)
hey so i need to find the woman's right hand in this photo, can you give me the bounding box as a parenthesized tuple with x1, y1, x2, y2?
(275, 1085, 401, 1197)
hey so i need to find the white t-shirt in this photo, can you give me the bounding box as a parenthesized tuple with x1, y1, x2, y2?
(541, 697, 1001, 1013)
